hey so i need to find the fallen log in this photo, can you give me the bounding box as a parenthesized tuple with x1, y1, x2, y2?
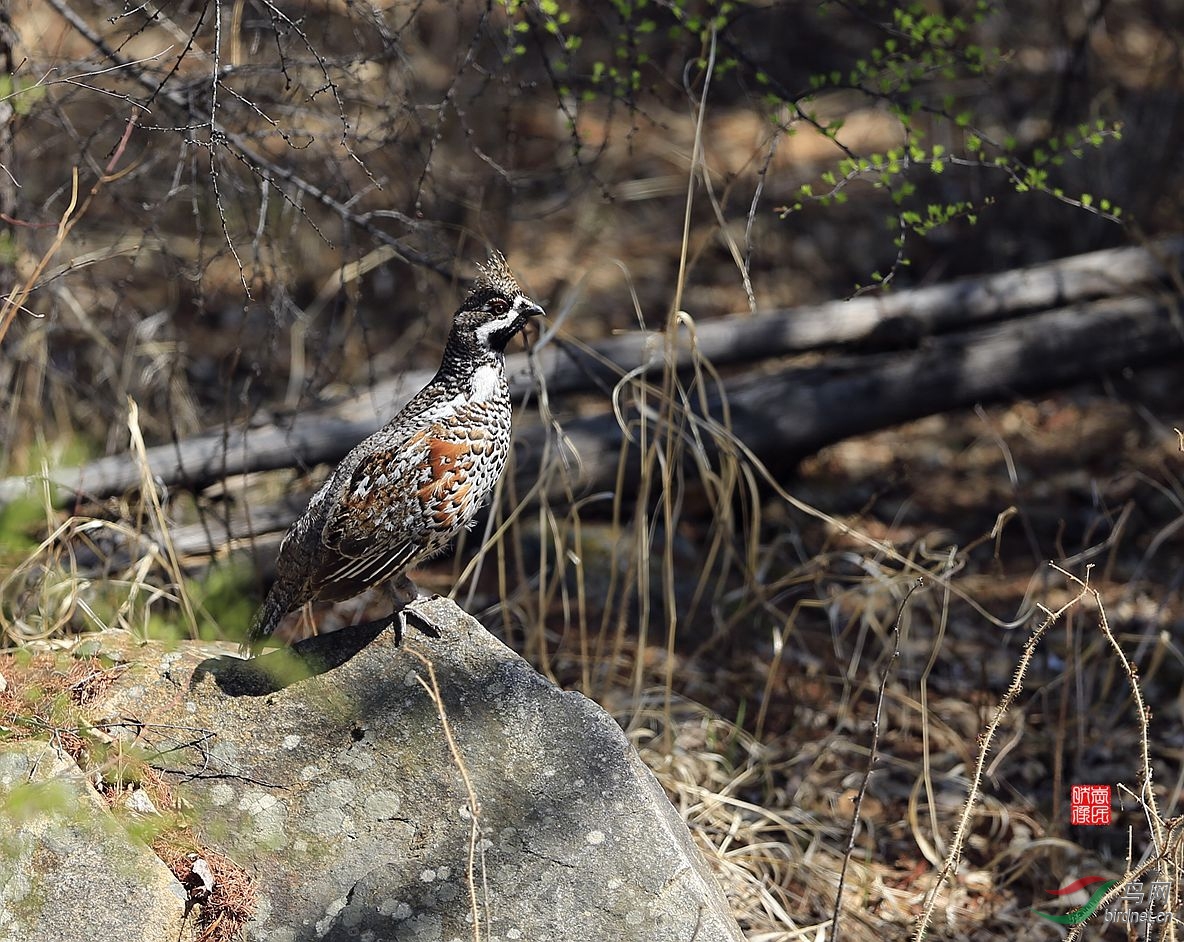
(154, 291, 1184, 558)
(1, 239, 1181, 507)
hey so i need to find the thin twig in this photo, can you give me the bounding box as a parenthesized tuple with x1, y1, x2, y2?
(1056, 563, 1178, 942)
(42, 0, 450, 278)
(410, 647, 484, 942)
(910, 565, 1092, 942)
(830, 578, 917, 942)
(0, 109, 138, 345)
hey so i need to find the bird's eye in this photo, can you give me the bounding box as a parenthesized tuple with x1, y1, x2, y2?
(489, 298, 509, 316)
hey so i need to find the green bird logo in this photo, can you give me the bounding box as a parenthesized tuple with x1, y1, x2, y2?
(1036, 876, 1116, 925)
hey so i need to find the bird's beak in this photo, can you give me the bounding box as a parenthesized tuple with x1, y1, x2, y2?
(512, 298, 544, 347)
(515, 297, 545, 320)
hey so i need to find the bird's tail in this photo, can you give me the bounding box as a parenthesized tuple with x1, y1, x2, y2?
(240, 590, 289, 658)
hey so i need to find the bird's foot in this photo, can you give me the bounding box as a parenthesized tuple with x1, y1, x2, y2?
(391, 595, 443, 645)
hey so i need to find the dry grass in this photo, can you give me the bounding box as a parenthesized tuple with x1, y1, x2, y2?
(451, 234, 1183, 938)
(153, 837, 258, 942)
(0, 652, 121, 758)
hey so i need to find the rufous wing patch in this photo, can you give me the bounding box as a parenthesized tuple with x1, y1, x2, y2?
(419, 437, 469, 501)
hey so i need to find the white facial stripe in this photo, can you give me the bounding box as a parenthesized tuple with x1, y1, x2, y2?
(475, 304, 524, 346)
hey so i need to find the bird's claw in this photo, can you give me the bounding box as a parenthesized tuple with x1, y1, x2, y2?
(392, 598, 442, 644)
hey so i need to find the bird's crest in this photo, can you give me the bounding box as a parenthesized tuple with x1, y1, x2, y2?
(468, 251, 522, 304)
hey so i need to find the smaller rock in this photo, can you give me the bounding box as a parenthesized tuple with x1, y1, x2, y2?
(190, 856, 217, 895)
(122, 785, 161, 817)
(0, 740, 194, 942)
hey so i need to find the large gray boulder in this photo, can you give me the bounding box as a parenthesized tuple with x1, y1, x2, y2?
(86, 596, 744, 942)
(0, 740, 193, 942)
